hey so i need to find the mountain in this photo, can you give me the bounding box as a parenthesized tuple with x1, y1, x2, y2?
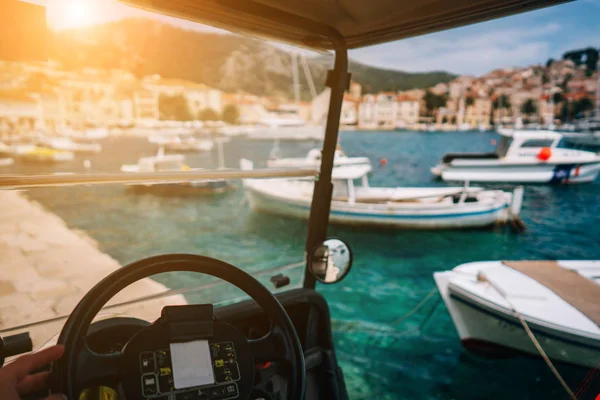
(48, 19, 455, 100)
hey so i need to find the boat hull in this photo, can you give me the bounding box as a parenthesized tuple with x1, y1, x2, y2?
(433, 162, 600, 183)
(244, 183, 511, 229)
(434, 271, 600, 368)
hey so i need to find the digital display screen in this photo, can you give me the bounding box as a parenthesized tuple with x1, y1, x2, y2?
(170, 340, 215, 389)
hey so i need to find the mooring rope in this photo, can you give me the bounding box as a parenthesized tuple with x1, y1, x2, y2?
(478, 272, 577, 400)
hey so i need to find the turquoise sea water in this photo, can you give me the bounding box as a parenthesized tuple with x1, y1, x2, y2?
(11, 131, 600, 399)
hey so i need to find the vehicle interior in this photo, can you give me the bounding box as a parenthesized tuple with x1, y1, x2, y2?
(0, 0, 574, 399)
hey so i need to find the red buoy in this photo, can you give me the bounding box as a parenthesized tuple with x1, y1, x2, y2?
(380, 158, 388, 166)
(538, 147, 552, 161)
(490, 139, 496, 145)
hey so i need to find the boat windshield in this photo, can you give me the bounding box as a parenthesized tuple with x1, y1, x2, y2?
(495, 136, 513, 157)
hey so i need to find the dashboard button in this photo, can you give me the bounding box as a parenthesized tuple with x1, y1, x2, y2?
(158, 367, 174, 393)
(222, 383, 238, 397)
(141, 373, 158, 397)
(155, 349, 171, 368)
(140, 351, 156, 373)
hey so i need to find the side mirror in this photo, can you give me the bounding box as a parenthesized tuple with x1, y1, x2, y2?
(308, 238, 352, 284)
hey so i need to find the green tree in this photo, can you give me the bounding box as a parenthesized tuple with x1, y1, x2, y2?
(559, 73, 573, 91)
(542, 73, 549, 84)
(221, 104, 240, 125)
(573, 97, 594, 117)
(552, 92, 565, 104)
(545, 58, 554, 68)
(560, 101, 571, 122)
(158, 94, 192, 121)
(198, 108, 220, 121)
(520, 98, 538, 119)
(423, 90, 447, 116)
(492, 94, 511, 110)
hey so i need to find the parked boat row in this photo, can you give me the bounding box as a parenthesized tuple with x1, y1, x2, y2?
(0, 141, 75, 163)
(120, 140, 231, 195)
(148, 134, 214, 153)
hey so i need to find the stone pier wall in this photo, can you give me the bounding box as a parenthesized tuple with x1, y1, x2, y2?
(0, 190, 186, 348)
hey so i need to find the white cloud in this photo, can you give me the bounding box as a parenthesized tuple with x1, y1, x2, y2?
(349, 23, 562, 75)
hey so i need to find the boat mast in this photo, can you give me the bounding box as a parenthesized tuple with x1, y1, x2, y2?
(300, 54, 318, 100)
(291, 52, 301, 106)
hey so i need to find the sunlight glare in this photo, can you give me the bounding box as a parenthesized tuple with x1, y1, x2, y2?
(66, 1, 89, 25)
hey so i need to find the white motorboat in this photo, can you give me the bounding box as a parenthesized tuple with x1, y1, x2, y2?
(38, 136, 102, 154)
(267, 148, 371, 169)
(148, 135, 214, 152)
(432, 129, 600, 183)
(242, 160, 524, 230)
(121, 148, 229, 194)
(434, 260, 600, 368)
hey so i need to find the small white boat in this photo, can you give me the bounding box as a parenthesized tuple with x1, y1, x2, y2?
(38, 136, 102, 154)
(148, 135, 214, 152)
(242, 160, 524, 230)
(0, 157, 13, 166)
(432, 129, 600, 183)
(267, 148, 371, 169)
(434, 260, 600, 368)
(121, 148, 229, 195)
(62, 128, 109, 142)
(19, 147, 75, 163)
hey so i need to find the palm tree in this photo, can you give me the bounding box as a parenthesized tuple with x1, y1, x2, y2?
(520, 98, 538, 122)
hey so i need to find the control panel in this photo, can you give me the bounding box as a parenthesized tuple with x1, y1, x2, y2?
(139, 341, 240, 400)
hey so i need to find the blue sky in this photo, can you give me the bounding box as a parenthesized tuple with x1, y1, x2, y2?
(350, 0, 600, 75)
(43, 0, 599, 77)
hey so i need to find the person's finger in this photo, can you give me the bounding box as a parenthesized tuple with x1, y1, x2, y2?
(5, 345, 65, 380)
(44, 395, 67, 400)
(15, 371, 50, 395)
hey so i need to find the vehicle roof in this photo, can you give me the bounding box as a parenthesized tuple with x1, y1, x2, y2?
(120, 0, 571, 50)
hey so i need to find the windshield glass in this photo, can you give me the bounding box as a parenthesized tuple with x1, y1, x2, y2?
(2, 1, 600, 400)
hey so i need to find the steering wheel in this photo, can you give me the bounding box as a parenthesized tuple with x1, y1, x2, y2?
(50, 254, 306, 400)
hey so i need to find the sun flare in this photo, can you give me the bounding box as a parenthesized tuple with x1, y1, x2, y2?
(65, 1, 90, 25)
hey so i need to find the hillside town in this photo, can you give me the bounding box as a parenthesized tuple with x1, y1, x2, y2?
(0, 52, 598, 134)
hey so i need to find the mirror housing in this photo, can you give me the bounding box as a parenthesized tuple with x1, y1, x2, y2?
(308, 238, 352, 284)
(0, 1, 48, 62)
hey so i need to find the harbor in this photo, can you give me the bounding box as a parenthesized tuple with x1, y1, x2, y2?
(0, 0, 599, 398)
(1, 130, 599, 398)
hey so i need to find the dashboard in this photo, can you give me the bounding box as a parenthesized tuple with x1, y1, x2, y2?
(82, 289, 348, 400)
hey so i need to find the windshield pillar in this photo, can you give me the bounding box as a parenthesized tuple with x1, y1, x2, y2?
(303, 30, 349, 289)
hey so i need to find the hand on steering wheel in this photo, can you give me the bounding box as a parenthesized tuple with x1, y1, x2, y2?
(50, 254, 306, 400)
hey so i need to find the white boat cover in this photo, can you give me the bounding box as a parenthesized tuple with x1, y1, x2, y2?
(503, 261, 600, 326)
